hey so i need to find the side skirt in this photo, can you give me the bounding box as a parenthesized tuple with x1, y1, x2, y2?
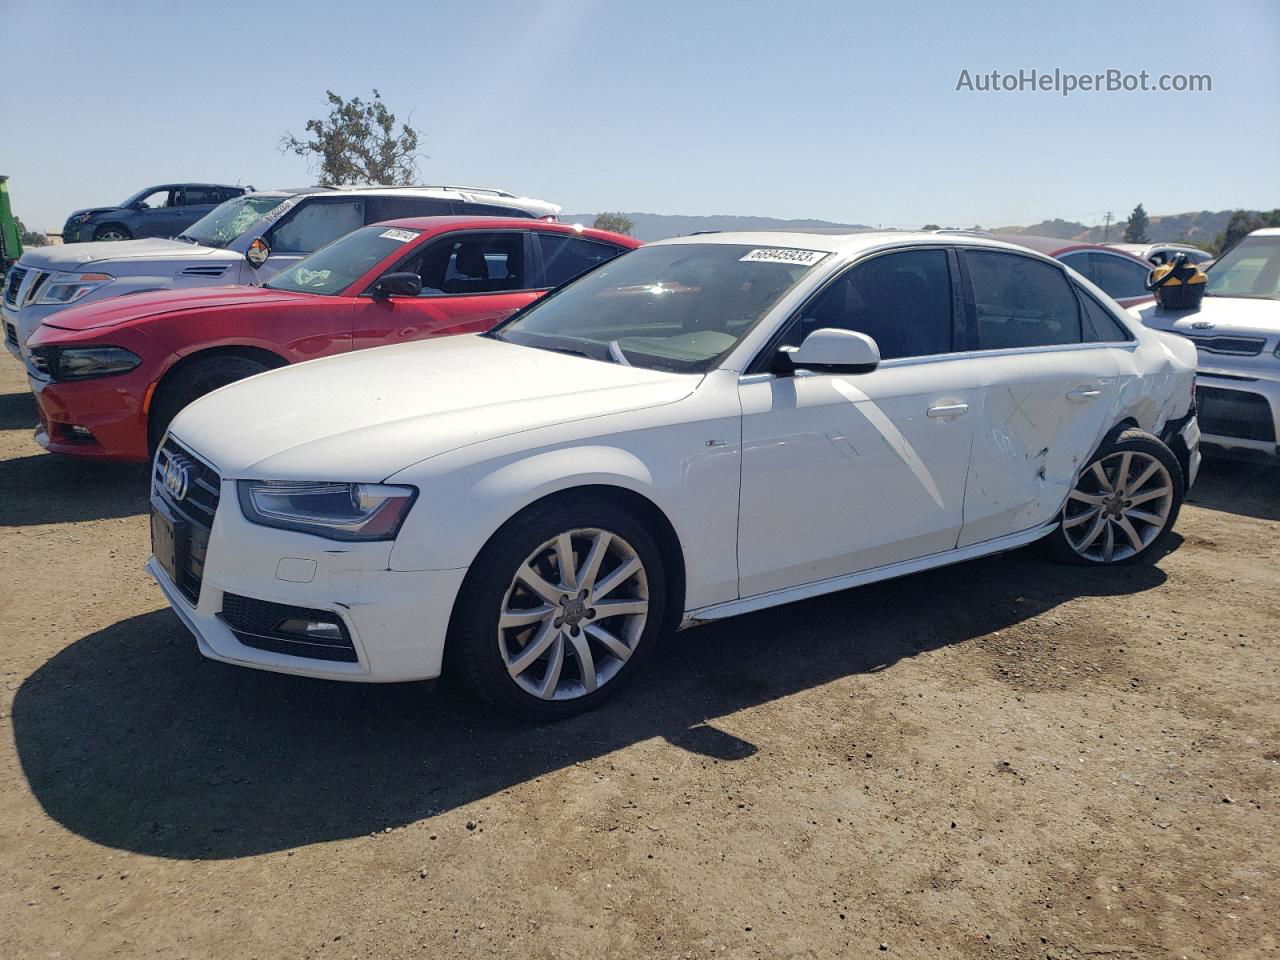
(680, 524, 1057, 627)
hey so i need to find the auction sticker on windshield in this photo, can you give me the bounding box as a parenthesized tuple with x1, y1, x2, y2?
(379, 229, 420, 243)
(739, 248, 829, 266)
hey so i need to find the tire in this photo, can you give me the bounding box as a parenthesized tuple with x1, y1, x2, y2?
(1047, 428, 1185, 566)
(448, 495, 667, 720)
(93, 224, 132, 242)
(149, 355, 272, 452)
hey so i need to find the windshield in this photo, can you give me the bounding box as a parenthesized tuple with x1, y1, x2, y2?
(1206, 236, 1280, 300)
(263, 225, 421, 296)
(492, 243, 829, 372)
(181, 196, 288, 248)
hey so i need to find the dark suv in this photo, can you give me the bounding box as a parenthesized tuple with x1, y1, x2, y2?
(61, 183, 251, 243)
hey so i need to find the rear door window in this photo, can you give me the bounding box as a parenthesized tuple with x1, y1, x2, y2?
(965, 250, 1083, 349)
(536, 233, 626, 287)
(267, 199, 367, 254)
(366, 197, 455, 222)
(1092, 253, 1151, 301)
(181, 187, 221, 206)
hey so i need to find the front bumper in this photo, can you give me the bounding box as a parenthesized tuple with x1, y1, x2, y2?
(148, 483, 468, 682)
(1195, 371, 1280, 459)
(29, 370, 153, 461)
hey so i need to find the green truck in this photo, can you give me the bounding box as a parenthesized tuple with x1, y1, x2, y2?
(1, 175, 22, 280)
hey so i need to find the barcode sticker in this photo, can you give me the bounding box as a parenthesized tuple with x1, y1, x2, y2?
(740, 248, 828, 266)
(379, 228, 420, 242)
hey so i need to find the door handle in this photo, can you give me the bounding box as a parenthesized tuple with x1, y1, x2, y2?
(927, 402, 970, 418)
(1067, 387, 1102, 402)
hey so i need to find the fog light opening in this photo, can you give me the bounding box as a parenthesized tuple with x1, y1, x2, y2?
(274, 617, 345, 643)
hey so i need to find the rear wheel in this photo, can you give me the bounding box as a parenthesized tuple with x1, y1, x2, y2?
(149, 355, 272, 452)
(448, 496, 666, 720)
(1048, 429, 1184, 565)
(93, 224, 132, 241)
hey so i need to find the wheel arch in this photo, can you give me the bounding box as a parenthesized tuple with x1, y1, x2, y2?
(147, 344, 288, 441)
(92, 221, 132, 239)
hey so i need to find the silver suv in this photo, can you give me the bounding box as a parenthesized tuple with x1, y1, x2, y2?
(3, 185, 560, 357)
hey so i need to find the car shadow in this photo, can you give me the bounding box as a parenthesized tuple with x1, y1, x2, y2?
(13, 547, 1166, 860)
(1186, 455, 1280, 522)
(0, 390, 37, 431)
(0, 452, 149, 526)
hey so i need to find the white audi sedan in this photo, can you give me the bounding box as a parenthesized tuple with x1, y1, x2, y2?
(149, 231, 1200, 718)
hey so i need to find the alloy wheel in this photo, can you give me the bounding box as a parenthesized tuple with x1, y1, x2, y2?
(498, 527, 649, 701)
(96, 229, 128, 241)
(1062, 451, 1174, 562)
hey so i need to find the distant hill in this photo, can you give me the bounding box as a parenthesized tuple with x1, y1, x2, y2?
(992, 209, 1274, 248)
(562, 212, 871, 243)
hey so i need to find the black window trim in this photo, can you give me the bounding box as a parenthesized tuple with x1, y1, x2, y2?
(530, 231, 628, 291)
(745, 243, 965, 375)
(360, 227, 537, 299)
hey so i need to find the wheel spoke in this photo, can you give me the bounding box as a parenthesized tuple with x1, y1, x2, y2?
(586, 623, 632, 662)
(1103, 523, 1116, 562)
(517, 564, 563, 604)
(1077, 512, 1108, 549)
(1116, 515, 1145, 552)
(1114, 452, 1133, 494)
(590, 599, 648, 620)
(500, 604, 555, 629)
(575, 531, 612, 592)
(1127, 485, 1171, 507)
(1126, 508, 1164, 526)
(1062, 507, 1100, 530)
(566, 630, 598, 693)
(555, 533, 576, 591)
(506, 619, 559, 677)
(1069, 490, 1109, 506)
(591, 556, 641, 601)
(1127, 459, 1161, 493)
(1089, 461, 1112, 492)
(535, 634, 565, 699)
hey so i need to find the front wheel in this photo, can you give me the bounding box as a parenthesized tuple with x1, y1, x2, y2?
(449, 497, 666, 720)
(148, 355, 272, 452)
(93, 224, 132, 241)
(1048, 428, 1185, 565)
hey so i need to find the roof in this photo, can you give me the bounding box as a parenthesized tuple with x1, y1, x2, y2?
(374, 215, 641, 245)
(1250, 227, 1280, 237)
(236, 184, 561, 216)
(652, 229, 1071, 261)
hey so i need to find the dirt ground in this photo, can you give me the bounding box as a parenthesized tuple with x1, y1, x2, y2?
(0, 358, 1276, 960)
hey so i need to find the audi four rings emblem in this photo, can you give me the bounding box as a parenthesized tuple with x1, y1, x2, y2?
(163, 456, 192, 501)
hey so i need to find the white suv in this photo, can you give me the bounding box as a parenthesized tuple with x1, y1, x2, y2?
(150, 231, 1199, 719)
(2, 185, 560, 357)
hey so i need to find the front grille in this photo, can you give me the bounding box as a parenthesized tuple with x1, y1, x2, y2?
(1185, 334, 1267, 356)
(219, 593, 358, 663)
(1196, 386, 1276, 443)
(153, 437, 222, 604)
(4, 320, 17, 348)
(4, 266, 27, 306)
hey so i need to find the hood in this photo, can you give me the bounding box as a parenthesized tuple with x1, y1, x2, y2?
(170, 335, 699, 481)
(40, 285, 309, 333)
(18, 237, 229, 270)
(1134, 295, 1280, 336)
(65, 206, 122, 221)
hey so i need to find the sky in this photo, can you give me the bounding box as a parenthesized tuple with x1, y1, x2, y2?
(2, 0, 1278, 232)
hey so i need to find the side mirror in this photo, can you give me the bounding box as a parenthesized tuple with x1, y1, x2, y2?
(777, 328, 880, 375)
(371, 272, 423, 298)
(130, 200, 148, 211)
(246, 238, 271, 268)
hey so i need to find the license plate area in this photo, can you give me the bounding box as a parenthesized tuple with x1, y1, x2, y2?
(150, 497, 187, 591)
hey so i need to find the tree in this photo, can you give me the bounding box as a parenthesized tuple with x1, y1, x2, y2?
(920, 223, 941, 231)
(16, 217, 46, 247)
(592, 212, 634, 235)
(281, 90, 423, 186)
(1213, 210, 1264, 255)
(1123, 203, 1150, 244)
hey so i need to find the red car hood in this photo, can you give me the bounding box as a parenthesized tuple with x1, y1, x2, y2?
(42, 286, 313, 332)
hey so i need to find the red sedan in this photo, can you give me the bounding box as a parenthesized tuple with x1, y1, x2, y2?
(25, 217, 640, 461)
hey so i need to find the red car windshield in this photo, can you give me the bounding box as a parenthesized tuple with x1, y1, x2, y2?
(264, 225, 422, 296)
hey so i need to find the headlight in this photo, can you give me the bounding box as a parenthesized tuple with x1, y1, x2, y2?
(73, 212, 95, 224)
(34, 271, 113, 305)
(27, 345, 141, 381)
(237, 480, 417, 541)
